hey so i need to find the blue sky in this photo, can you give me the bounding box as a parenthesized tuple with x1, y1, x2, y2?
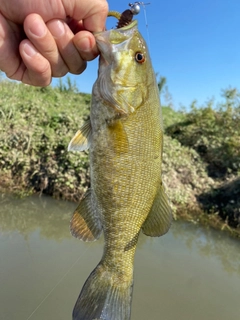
(52, 0, 240, 109)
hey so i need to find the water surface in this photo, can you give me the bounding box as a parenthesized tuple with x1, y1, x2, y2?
(0, 194, 239, 320)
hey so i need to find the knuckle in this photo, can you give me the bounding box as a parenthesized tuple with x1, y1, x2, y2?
(69, 61, 87, 75)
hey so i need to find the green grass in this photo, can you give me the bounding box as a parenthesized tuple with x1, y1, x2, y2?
(164, 91, 240, 230)
(0, 81, 91, 200)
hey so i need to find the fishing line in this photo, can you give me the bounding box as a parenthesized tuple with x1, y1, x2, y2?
(142, 3, 151, 52)
(26, 243, 93, 320)
(129, 2, 151, 52)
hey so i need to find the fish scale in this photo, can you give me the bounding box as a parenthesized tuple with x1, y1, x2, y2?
(68, 13, 172, 320)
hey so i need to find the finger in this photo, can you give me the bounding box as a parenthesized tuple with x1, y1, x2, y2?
(47, 19, 87, 74)
(65, 19, 99, 61)
(0, 13, 22, 79)
(0, 0, 66, 23)
(64, 0, 108, 32)
(24, 13, 68, 77)
(73, 30, 99, 62)
(19, 40, 51, 86)
(0, 13, 51, 86)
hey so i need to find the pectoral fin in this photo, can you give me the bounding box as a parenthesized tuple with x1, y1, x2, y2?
(142, 183, 172, 237)
(68, 119, 92, 151)
(70, 190, 102, 241)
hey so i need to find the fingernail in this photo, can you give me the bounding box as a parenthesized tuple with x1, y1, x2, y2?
(23, 43, 37, 57)
(29, 20, 47, 38)
(48, 20, 65, 38)
(77, 37, 91, 52)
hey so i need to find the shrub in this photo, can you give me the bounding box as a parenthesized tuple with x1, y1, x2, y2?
(165, 89, 240, 178)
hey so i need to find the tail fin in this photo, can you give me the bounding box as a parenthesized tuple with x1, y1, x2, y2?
(72, 263, 133, 320)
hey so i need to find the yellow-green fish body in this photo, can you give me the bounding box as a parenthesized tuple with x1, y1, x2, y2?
(69, 18, 172, 320)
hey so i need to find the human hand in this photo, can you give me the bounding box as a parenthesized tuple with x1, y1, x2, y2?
(0, 0, 108, 86)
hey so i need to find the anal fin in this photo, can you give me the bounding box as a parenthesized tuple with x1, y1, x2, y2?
(142, 183, 172, 237)
(70, 190, 102, 241)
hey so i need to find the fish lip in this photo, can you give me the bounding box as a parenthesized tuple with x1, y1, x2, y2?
(95, 36, 112, 65)
(95, 37, 108, 54)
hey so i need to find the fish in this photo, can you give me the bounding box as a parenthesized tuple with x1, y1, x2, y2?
(68, 10, 172, 320)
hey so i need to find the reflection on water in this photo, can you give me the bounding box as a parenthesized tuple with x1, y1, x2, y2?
(170, 222, 240, 276)
(0, 194, 74, 240)
(0, 194, 239, 320)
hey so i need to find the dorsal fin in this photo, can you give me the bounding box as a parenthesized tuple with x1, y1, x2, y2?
(68, 119, 92, 151)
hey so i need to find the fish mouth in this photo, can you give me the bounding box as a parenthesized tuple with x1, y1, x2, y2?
(95, 20, 138, 65)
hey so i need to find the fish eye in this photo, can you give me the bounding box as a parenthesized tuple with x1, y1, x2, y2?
(135, 52, 145, 63)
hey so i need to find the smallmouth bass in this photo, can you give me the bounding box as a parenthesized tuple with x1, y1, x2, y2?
(68, 11, 172, 320)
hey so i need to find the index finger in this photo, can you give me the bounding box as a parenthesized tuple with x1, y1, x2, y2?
(63, 0, 108, 32)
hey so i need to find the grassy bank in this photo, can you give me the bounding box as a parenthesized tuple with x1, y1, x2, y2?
(0, 81, 239, 237)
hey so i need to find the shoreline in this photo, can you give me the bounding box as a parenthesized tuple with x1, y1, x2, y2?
(0, 81, 239, 239)
(1, 176, 239, 239)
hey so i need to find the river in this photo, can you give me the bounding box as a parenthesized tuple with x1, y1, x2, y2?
(0, 194, 239, 320)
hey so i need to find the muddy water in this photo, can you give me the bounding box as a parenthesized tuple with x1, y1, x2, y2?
(0, 194, 239, 320)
